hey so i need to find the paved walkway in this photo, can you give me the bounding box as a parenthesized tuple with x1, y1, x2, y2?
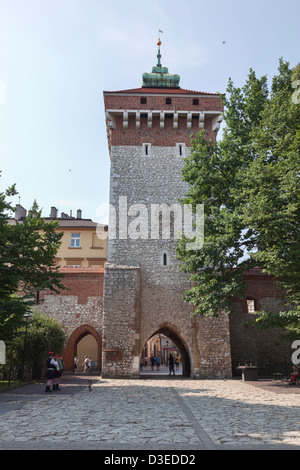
(0, 368, 300, 451)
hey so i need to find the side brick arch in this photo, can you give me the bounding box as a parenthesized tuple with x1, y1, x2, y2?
(63, 324, 102, 371)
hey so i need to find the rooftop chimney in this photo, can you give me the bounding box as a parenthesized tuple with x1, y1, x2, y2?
(50, 207, 58, 219)
(77, 209, 82, 219)
(15, 204, 27, 221)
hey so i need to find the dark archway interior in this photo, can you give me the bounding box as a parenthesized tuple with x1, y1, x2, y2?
(144, 326, 191, 377)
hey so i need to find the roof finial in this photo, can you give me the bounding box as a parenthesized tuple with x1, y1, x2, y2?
(157, 29, 163, 47)
(157, 30, 163, 67)
(142, 30, 180, 88)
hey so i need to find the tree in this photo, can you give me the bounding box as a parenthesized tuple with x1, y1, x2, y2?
(176, 59, 300, 340)
(0, 181, 65, 344)
(8, 310, 67, 380)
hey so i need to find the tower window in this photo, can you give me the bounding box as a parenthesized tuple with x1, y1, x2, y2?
(193, 99, 199, 105)
(140, 97, 147, 104)
(166, 98, 172, 104)
(160, 252, 170, 266)
(142, 143, 151, 156)
(176, 143, 186, 157)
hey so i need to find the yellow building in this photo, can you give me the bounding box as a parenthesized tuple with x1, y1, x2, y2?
(14, 204, 108, 267)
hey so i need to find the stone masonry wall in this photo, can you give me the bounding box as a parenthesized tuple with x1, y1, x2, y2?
(102, 263, 141, 377)
(102, 143, 232, 378)
(38, 269, 104, 370)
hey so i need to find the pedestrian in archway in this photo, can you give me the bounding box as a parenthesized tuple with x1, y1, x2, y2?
(168, 354, 175, 376)
(156, 356, 161, 370)
(73, 355, 78, 374)
(82, 355, 92, 375)
(82, 355, 89, 374)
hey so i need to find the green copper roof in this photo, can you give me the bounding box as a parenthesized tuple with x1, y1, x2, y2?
(142, 38, 180, 88)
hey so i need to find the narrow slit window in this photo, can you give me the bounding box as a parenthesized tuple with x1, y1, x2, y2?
(176, 143, 185, 157)
(163, 253, 167, 265)
(142, 143, 151, 156)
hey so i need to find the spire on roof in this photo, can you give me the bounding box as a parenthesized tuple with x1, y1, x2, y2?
(157, 31, 162, 67)
(142, 34, 180, 88)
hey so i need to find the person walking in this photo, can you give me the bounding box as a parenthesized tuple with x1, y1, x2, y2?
(82, 355, 92, 375)
(73, 355, 78, 374)
(168, 354, 175, 376)
(45, 352, 57, 392)
(53, 354, 64, 390)
(156, 356, 161, 371)
(82, 355, 89, 374)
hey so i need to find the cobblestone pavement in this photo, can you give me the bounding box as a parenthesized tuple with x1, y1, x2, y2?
(0, 370, 300, 451)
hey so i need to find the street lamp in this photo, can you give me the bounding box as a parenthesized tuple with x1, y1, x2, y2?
(19, 312, 31, 383)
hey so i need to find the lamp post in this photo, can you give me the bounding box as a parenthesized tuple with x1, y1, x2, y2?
(19, 312, 31, 383)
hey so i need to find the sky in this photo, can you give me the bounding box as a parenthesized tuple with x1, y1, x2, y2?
(0, 0, 299, 224)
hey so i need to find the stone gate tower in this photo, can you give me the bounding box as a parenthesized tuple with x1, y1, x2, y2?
(102, 38, 232, 378)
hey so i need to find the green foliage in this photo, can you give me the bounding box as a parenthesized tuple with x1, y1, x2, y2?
(177, 59, 300, 338)
(8, 310, 67, 379)
(0, 179, 65, 344)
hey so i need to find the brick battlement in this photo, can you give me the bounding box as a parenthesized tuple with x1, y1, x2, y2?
(104, 88, 224, 153)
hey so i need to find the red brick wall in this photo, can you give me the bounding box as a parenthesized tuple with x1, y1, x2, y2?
(230, 269, 291, 376)
(109, 114, 215, 147)
(104, 93, 223, 113)
(104, 91, 223, 147)
(40, 268, 104, 305)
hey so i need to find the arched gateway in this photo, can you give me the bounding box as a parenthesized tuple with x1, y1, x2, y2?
(144, 324, 191, 377)
(64, 324, 102, 372)
(101, 39, 232, 379)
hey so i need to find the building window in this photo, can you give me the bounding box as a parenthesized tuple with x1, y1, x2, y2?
(166, 98, 172, 104)
(160, 252, 170, 266)
(193, 98, 199, 105)
(70, 233, 81, 247)
(176, 142, 186, 157)
(142, 143, 151, 156)
(140, 97, 147, 104)
(247, 299, 256, 314)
